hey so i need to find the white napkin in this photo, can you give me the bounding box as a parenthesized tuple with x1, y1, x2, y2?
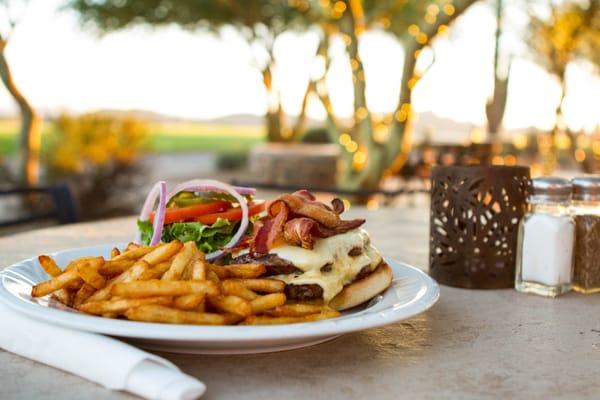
(0, 303, 205, 400)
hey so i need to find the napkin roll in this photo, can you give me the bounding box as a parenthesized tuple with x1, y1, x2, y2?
(0, 303, 205, 400)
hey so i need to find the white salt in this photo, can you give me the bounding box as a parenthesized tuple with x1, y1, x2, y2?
(521, 214, 574, 286)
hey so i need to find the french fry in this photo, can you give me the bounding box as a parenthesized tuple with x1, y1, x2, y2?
(112, 279, 219, 298)
(51, 288, 72, 306)
(225, 263, 267, 278)
(98, 259, 136, 277)
(143, 261, 172, 280)
(173, 293, 205, 310)
(207, 295, 252, 317)
(79, 296, 173, 315)
(85, 260, 151, 303)
(162, 241, 197, 281)
(250, 293, 286, 314)
(142, 241, 183, 266)
(126, 242, 141, 251)
(266, 304, 336, 317)
(206, 269, 220, 283)
(31, 269, 79, 297)
(76, 262, 106, 290)
(38, 255, 62, 277)
(73, 284, 97, 309)
(113, 245, 152, 261)
(233, 278, 285, 293)
(222, 280, 259, 301)
(181, 260, 194, 280)
(191, 256, 207, 281)
(125, 305, 227, 325)
(110, 248, 120, 259)
(223, 313, 244, 325)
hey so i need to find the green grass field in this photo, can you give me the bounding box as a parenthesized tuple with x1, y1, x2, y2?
(0, 120, 265, 156)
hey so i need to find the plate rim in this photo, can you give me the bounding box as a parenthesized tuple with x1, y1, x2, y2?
(0, 244, 440, 342)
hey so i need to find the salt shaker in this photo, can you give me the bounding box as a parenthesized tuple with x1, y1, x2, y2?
(572, 176, 600, 293)
(515, 177, 574, 297)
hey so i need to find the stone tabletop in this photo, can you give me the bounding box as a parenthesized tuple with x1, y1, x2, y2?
(1, 207, 600, 399)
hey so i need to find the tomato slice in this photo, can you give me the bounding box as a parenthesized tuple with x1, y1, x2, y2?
(195, 201, 265, 225)
(150, 200, 231, 224)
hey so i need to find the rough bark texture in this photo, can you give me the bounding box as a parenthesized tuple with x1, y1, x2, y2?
(0, 39, 41, 186)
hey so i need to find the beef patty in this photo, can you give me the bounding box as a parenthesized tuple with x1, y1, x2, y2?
(233, 253, 376, 301)
(231, 253, 301, 275)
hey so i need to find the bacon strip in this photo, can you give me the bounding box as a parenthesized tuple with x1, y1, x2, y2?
(267, 192, 340, 228)
(283, 217, 366, 250)
(252, 202, 289, 255)
(252, 190, 365, 252)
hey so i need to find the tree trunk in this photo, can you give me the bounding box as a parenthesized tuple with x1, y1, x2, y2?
(261, 65, 285, 142)
(545, 74, 567, 174)
(486, 0, 509, 142)
(0, 41, 41, 186)
(384, 0, 479, 179)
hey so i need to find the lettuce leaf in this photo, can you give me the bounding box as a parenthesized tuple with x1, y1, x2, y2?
(137, 218, 238, 254)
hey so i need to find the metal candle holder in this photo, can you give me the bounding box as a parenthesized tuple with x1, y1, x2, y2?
(429, 165, 531, 289)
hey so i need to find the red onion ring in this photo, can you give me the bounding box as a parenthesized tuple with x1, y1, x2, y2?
(138, 181, 167, 245)
(167, 179, 249, 260)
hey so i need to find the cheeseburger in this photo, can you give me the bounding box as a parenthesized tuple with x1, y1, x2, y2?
(232, 190, 392, 311)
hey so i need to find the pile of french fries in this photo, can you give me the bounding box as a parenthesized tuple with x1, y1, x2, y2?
(31, 240, 340, 325)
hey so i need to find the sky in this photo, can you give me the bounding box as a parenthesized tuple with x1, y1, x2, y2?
(0, 0, 599, 133)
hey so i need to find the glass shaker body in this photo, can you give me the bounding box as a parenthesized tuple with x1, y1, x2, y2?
(572, 199, 600, 293)
(515, 198, 575, 297)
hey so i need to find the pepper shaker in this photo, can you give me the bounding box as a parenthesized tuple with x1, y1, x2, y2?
(572, 176, 600, 293)
(515, 177, 574, 297)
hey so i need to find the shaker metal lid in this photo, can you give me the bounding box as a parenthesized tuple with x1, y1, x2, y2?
(572, 176, 600, 200)
(531, 177, 572, 199)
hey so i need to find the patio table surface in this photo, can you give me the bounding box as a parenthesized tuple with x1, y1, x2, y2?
(1, 207, 599, 399)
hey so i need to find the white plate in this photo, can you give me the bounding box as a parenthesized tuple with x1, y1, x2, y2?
(0, 244, 439, 354)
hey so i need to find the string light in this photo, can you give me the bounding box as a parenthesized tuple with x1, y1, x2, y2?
(443, 4, 455, 16)
(395, 103, 411, 122)
(414, 49, 421, 59)
(427, 4, 440, 15)
(333, 1, 346, 13)
(374, 124, 389, 143)
(346, 140, 358, 153)
(353, 149, 367, 170)
(318, 0, 329, 7)
(416, 32, 428, 44)
(575, 149, 586, 162)
(504, 155, 517, 166)
(356, 107, 368, 120)
(407, 76, 419, 90)
(425, 13, 437, 24)
(492, 156, 505, 165)
(380, 17, 391, 28)
(366, 198, 379, 210)
(339, 133, 351, 146)
(555, 133, 571, 150)
(593, 141, 600, 155)
(408, 24, 420, 36)
(512, 133, 528, 150)
(350, 58, 359, 70)
(437, 24, 449, 36)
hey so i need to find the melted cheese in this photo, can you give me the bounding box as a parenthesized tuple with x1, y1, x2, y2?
(271, 229, 382, 302)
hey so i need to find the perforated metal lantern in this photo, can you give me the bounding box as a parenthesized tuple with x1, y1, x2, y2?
(429, 165, 531, 289)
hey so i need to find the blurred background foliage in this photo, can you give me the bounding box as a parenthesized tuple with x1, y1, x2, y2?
(45, 112, 147, 219)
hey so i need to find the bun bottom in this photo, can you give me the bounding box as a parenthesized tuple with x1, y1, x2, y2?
(329, 262, 393, 311)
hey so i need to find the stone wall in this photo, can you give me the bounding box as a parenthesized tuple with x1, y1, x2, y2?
(248, 143, 340, 188)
